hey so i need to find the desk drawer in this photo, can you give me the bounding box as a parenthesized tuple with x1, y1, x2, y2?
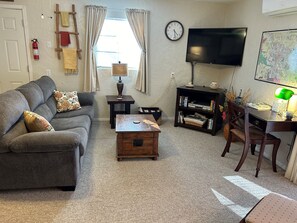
(249, 116, 267, 131)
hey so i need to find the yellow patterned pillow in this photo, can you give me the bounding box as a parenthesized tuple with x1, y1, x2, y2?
(23, 111, 55, 132)
(54, 90, 81, 113)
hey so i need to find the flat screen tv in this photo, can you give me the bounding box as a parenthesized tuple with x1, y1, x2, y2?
(186, 27, 247, 66)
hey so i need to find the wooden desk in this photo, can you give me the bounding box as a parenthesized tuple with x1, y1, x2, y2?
(248, 109, 297, 175)
(248, 109, 297, 133)
(106, 95, 135, 129)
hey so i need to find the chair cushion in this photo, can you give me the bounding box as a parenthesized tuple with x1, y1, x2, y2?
(245, 192, 297, 223)
(54, 90, 81, 113)
(23, 111, 55, 132)
(231, 126, 276, 142)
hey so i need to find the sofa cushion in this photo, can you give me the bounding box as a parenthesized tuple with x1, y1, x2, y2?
(46, 96, 58, 117)
(33, 103, 55, 121)
(16, 82, 44, 111)
(34, 76, 56, 101)
(77, 92, 94, 106)
(54, 90, 81, 113)
(54, 105, 94, 120)
(50, 115, 91, 133)
(24, 111, 55, 132)
(0, 90, 29, 137)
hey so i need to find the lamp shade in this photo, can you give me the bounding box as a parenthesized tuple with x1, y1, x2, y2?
(287, 94, 297, 114)
(112, 63, 128, 76)
(274, 88, 294, 100)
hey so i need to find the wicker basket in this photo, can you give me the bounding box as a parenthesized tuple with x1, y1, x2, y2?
(138, 107, 162, 125)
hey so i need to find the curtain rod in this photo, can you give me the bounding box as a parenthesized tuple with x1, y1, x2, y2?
(86, 6, 148, 12)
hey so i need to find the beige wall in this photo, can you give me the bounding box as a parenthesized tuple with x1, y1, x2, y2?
(0, 0, 227, 120)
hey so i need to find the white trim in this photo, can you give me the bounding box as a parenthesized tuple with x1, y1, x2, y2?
(0, 4, 33, 82)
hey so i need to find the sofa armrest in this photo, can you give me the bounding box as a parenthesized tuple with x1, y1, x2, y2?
(9, 131, 80, 153)
(77, 92, 94, 106)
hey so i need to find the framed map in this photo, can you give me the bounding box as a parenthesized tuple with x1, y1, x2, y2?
(254, 29, 297, 88)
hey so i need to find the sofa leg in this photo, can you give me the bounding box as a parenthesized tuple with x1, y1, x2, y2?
(59, 186, 76, 191)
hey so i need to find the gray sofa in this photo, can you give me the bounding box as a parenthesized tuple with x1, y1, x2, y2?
(0, 76, 94, 191)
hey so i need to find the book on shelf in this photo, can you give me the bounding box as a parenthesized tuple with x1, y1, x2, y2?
(183, 113, 208, 127)
(179, 96, 189, 107)
(207, 118, 213, 130)
(179, 96, 183, 106)
(183, 96, 188, 107)
(210, 100, 215, 112)
(178, 111, 184, 123)
(188, 101, 211, 111)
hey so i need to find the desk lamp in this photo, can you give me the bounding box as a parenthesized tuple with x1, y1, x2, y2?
(274, 87, 295, 119)
(287, 94, 297, 117)
(112, 62, 128, 100)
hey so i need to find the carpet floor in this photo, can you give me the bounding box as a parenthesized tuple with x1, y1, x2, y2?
(1, 120, 297, 223)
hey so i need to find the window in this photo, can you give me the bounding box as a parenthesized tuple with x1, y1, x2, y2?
(96, 19, 141, 69)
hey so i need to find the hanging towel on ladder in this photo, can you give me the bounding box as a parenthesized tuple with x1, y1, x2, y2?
(62, 48, 78, 74)
(60, 11, 69, 27)
(60, 32, 71, 46)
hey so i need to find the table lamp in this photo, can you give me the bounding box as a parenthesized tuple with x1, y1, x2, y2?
(112, 62, 128, 100)
(274, 87, 295, 119)
(287, 94, 297, 117)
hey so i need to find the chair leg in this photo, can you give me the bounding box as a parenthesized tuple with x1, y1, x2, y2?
(235, 142, 249, 172)
(221, 132, 232, 157)
(255, 142, 266, 177)
(251, 144, 256, 155)
(272, 140, 281, 172)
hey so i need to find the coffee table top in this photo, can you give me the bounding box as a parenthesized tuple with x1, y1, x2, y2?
(116, 114, 161, 133)
(106, 95, 135, 104)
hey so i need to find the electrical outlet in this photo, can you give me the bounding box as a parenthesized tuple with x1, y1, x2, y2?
(171, 72, 175, 79)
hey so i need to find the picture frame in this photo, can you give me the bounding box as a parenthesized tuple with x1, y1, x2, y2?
(254, 29, 297, 89)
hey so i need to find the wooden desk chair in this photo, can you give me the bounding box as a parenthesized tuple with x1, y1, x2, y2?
(221, 101, 281, 177)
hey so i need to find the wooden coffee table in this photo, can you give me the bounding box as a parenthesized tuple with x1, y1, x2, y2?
(115, 114, 161, 161)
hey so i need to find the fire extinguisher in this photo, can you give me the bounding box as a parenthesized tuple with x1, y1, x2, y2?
(31, 39, 39, 60)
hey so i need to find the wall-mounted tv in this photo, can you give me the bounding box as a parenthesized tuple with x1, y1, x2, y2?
(186, 27, 248, 66)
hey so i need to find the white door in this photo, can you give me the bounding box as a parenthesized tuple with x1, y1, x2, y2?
(0, 7, 30, 93)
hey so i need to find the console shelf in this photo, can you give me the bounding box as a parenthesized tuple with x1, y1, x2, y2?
(174, 85, 225, 136)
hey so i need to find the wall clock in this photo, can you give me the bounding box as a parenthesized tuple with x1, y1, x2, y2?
(165, 20, 184, 41)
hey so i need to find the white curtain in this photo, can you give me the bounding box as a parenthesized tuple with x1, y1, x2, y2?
(285, 134, 297, 183)
(125, 9, 149, 94)
(83, 6, 107, 92)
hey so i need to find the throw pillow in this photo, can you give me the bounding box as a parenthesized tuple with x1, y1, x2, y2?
(23, 111, 55, 132)
(53, 90, 81, 113)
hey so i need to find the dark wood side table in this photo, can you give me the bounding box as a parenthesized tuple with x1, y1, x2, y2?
(106, 95, 135, 129)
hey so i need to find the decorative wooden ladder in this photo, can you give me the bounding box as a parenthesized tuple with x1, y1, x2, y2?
(54, 4, 82, 60)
